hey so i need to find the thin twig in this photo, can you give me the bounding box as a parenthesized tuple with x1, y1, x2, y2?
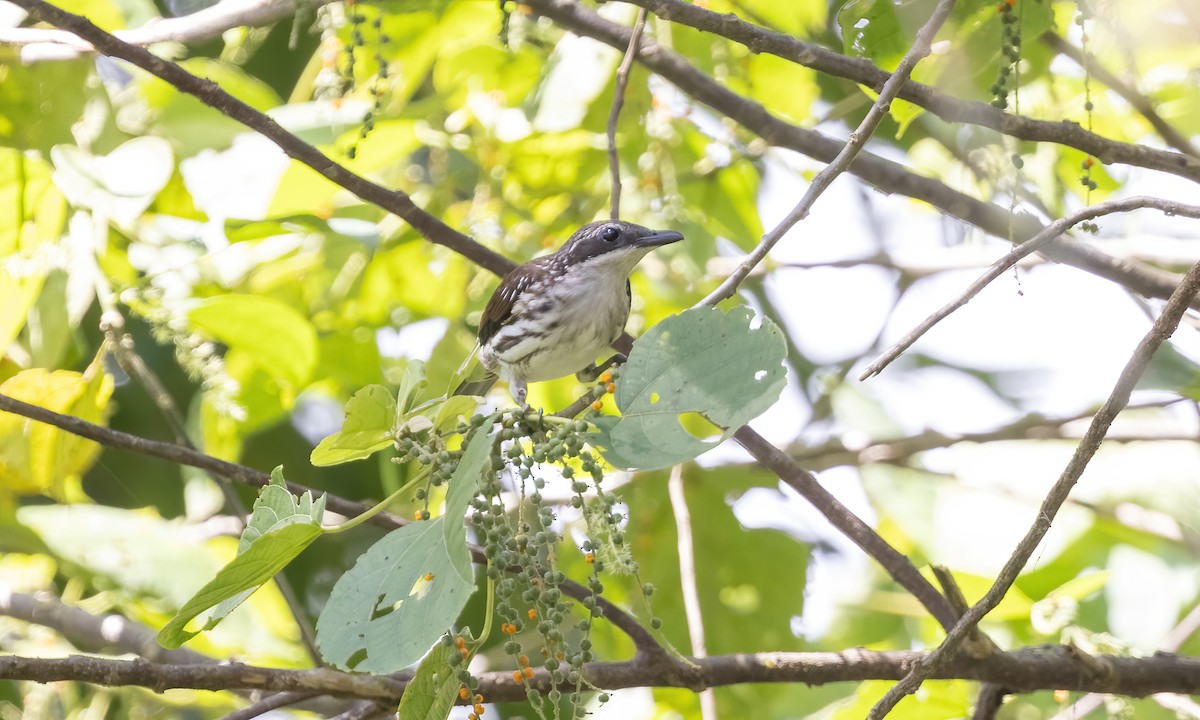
(608, 8, 648, 220)
(0, 392, 662, 655)
(618, 0, 1200, 184)
(699, 0, 957, 307)
(867, 258, 1200, 720)
(860, 197, 1200, 380)
(217, 691, 322, 720)
(667, 465, 716, 720)
(527, 0, 1200, 310)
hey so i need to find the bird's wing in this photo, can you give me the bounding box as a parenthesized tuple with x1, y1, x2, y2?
(477, 264, 544, 345)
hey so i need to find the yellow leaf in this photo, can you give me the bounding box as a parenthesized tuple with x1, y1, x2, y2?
(0, 352, 113, 499)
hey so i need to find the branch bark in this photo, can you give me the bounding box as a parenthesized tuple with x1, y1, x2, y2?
(4, 647, 1200, 702)
(522, 0, 1200, 313)
(868, 257, 1200, 719)
(619, 0, 1200, 183)
(699, 0, 956, 306)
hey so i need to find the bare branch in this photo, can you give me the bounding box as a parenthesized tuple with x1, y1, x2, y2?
(1, 0, 332, 60)
(699, 0, 956, 307)
(217, 691, 322, 720)
(620, 0, 1200, 183)
(523, 0, 1200, 313)
(5, 0, 515, 280)
(5, 648, 1200, 701)
(667, 465, 716, 720)
(861, 197, 1200, 380)
(608, 9, 648, 220)
(0, 392, 662, 655)
(868, 257, 1200, 719)
(1040, 32, 1199, 158)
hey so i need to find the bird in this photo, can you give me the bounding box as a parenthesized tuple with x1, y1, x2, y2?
(454, 220, 684, 407)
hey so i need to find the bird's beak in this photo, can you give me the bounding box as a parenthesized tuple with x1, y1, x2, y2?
(634, 229, 685, 248)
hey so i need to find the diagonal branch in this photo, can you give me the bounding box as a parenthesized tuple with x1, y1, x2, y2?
(4, 0, 515, 280)
(0, 392, 662, 655)
(699, 0, 956, 307)
(523, 0, 1200, 312)
(861, 196, 1200, 379)
(619, 0, 1200, 183)
(1040, 32, 1200, 158)
(867, 257, 1200, 719)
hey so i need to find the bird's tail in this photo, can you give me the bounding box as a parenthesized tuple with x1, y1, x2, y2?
(449, 344, 497, 397)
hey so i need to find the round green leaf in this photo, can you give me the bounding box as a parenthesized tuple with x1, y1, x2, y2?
(188, 295, 317, 389)
(591, 306, 786, 470)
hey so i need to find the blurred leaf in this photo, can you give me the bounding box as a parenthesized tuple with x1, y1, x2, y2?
(0, 353, 113, 500)
(0, 149, 67, 253)
(189, 294, 317, 389)
(0, 265, 45, 354)
(311, 385, 397, 467)
(396, 641, 461, 720)
(315, 423, 495, 672)
(0, 51, 91, 154)
(591, 307, 787, 470)
(1048, 570, 1111, 601)
(50, 138, 174, 226)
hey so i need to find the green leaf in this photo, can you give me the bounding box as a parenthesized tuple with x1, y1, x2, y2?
(1047, 570, 1111, 601)
(396, 359, 429, 415)
(396, 641, 461, 720)
(311, 385, 397, 466)
(590, 307, 787, 470)
(158, 521, 323, 648)
(188, 294, 317, 389)
(315, 424, 496, 673)
(205, 468, 327, 624)
(158, 469, 325, 648)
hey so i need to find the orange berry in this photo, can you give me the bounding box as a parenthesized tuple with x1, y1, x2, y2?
(474, 694, 484, 704)
(518, 655, 530, 667)
(460, 647, 470, 659)
(424, 572, 434, 581)
(468, 715, 478, 720)
(455, 636, 467, 648)
(527, 608, 538, 619)
(459, 687, 470, 700)
(599, 371, 613, 383)
(605, 382, 616, 394)
(1084, 157, 1095, 168)
(414, 511, 422, 520)
(502, 623, 516, 634)
(523, 666, 535, 679)
(474, 704, 485, 715)
(512, 670, 524, 683)
(585, 552, 595, 564)
(591, 400, 603, 411)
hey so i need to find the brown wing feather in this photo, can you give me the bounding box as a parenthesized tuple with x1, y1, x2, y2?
(478, 261, 551, 345)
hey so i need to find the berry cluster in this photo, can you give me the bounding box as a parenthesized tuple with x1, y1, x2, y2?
(342, 3, 390, 160)
(990, 0, 1021, 110)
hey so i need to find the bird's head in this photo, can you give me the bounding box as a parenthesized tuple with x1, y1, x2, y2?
(556, 221, 684, 277)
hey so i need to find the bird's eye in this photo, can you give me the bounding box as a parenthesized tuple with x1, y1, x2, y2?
(601, 226, 620, 242)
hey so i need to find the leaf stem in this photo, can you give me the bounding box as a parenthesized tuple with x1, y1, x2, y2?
(324, 467, 431, 535)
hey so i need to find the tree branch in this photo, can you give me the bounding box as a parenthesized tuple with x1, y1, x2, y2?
(0, 392, 662, 655)
(607, 8, 648, 220)
(619, 0, 1200, 183)
(1040, 32, 1199, 158)
(699, 0, 956, 307)
(4, 647, 1200, 702)
(868, 257, 1200, 719)
(5, 0, 516, 280)
(523, 0, 1200, 313)
(861, 197, 1200, 379)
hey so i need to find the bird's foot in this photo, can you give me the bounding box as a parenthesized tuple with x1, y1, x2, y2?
(576, 353, 628, 383)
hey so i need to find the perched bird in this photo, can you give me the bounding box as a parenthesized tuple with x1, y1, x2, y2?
(455, 221, 684, 406)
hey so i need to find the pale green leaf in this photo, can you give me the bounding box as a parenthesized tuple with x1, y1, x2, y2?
(311, 385, 397, 466)
(396, 641, 461, 720)
(590, 307, 787, 470)
(1048, 570, 1111, 601)
(157, 521, 323, 648)
(315, 424, 496, 673)
(188, 294, 317, 389)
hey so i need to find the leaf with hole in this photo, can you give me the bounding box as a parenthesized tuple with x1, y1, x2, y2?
(589, 306, 786, 470)
(315, 424, 496, 672)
